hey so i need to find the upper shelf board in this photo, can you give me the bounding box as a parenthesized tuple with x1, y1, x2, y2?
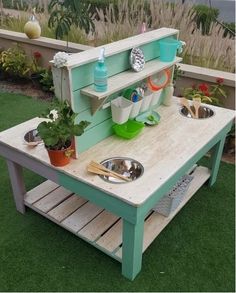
(59, 28, 179, 69)
(81, 57, 182, 100)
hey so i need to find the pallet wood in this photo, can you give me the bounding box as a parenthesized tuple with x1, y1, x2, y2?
(33, 186, 72, 213)
(115, 166, 211, 258)
(61, 202, 104, 233)
(78, 210, 119, 242)
(25, 180, 59, 204)
(81, 57, 182, 100)
(47, 194, 88, 222)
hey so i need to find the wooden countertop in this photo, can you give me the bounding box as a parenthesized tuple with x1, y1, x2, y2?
(0, 98, 234, 206)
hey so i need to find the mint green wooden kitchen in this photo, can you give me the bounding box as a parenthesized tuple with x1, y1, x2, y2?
(0, 28, 234, 280)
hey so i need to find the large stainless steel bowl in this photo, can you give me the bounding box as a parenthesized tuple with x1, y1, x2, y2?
(99, 157, 144, 184)
(180, 105, 215, 119)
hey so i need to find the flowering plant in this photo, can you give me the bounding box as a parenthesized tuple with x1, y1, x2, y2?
(183, 78, 227, 106)
(37, 51, 90, 152)
(31, 51, 43, 73)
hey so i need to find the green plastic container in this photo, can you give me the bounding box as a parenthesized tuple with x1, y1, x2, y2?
(113, 120, 144, 139)
(159, 38, 182, 62)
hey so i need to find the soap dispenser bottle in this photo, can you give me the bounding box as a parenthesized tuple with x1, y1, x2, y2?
(94, 47, 108, 92)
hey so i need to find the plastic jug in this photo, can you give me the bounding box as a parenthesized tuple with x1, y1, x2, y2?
(159, 38, 184, 62)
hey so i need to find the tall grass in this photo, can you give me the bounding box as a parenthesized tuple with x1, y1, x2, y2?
(1, 0, 235, 72)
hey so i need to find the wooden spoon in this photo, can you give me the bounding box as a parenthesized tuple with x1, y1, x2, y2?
(180, 98, 196, 118)
(89, 161, 131, 182)
(192, 97, 201, 119)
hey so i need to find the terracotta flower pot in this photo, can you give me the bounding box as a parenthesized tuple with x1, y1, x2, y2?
(46, 144, 73, 167)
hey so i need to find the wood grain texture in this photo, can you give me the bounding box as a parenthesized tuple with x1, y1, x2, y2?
(66, 28, 179, 69)
(81, 58, 182, 100)
(115, 165, 211, 258)
(78, 210, 119, 241)
(47, 194, 88, 222)
(25, 180, 59, 204)
(0, 99, 234, 207)
(61, 202, 103, 232)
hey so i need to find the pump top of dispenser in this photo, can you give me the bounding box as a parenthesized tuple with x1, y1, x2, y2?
(98, 47, 105, 62)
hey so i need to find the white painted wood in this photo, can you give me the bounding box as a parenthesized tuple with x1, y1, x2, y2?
(81, 58, 182, 100)
(6, 160, 26, 214)
(48, 194, 88, 222)
(24, 180, 59, 204)
(61, 202, 103, 233)
(33, 186, 73, 213)
(115, 166, 211, 258)
(0, 99, 234, 207)
(65, 28, 179, 68)
(78, 210, 119, 241)
(96, 219, 122, 253)
(179, 63, 235, 87)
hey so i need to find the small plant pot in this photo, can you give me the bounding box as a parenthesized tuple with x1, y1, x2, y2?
(140, 92, 153, 113)
(31, 73, 41, 88)
(150, 89, 163, 107)
(46, 144, 73, 167)
(111, 96, 133, 124)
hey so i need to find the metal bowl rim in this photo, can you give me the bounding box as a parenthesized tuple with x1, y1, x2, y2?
(179, 105, 215, 120)
(99, 156, 144, 184)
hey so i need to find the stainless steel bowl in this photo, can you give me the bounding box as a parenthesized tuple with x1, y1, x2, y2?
(99, 157, 144, 184)
(180, 105, 215, 119)
(24, 129, 42, 143)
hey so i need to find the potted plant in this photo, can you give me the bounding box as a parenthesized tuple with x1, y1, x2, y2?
(37, 99, 90, 167)
(37, 51, 90, 167)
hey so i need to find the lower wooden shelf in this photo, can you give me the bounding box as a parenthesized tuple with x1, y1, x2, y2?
(24, 166, 210, 262)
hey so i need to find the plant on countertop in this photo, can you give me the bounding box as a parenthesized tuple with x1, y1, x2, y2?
(37, 99, 90, 151)
(183, 77, 227, 106)
(37, 51, 90, 166)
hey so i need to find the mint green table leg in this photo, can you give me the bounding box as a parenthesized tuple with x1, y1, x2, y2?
(121, 219, 144, 280)
(208, 136, 226, 186)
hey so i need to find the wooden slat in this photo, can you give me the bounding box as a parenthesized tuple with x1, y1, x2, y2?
(81, 57, 182, 100)
(96, 219, 122, 253)
(33, 186, 72, 213)
(24, 180, 59, 204)
(78, 210, 119, 241)
(47, 194, 88, 222)
(61, 202, 103, 233)
(115, 166, 211, 258)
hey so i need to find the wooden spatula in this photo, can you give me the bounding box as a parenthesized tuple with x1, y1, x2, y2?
(180, 98, 196, 118)
(192, 97, 201, 119)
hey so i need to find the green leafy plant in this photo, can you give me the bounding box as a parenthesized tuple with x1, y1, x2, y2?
(37, 99, 90, 150)
(0, 45, 31, 78)
(48, 0, 95, 40)
(193, 4, 219, 35)
(39, 68, 54, 92)
(183, 77, 227, 106)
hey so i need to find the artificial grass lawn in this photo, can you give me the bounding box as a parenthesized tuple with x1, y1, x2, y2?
(0, 92, 235, 292)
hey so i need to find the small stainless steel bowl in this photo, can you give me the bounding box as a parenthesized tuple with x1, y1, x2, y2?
(180, 105, 215, 119)
(99, 157, 144, 184)
(24, 129, 42, 143)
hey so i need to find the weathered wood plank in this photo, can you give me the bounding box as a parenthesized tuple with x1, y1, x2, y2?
(61, 202, 103, 233)
(33, 186, 73, 213)
(78, 210, 119, 241)
(81, 58, 182, 100)
(25, 180, 59, 204)
(96, 219, 122, 253)
(115, 166, 211, 258)
(47, 194, 88, 222)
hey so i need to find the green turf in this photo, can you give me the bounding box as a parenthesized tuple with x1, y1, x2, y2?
(0, 92, 235, 292)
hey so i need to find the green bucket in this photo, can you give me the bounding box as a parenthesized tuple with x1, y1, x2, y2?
(159, 38, 182, 62)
